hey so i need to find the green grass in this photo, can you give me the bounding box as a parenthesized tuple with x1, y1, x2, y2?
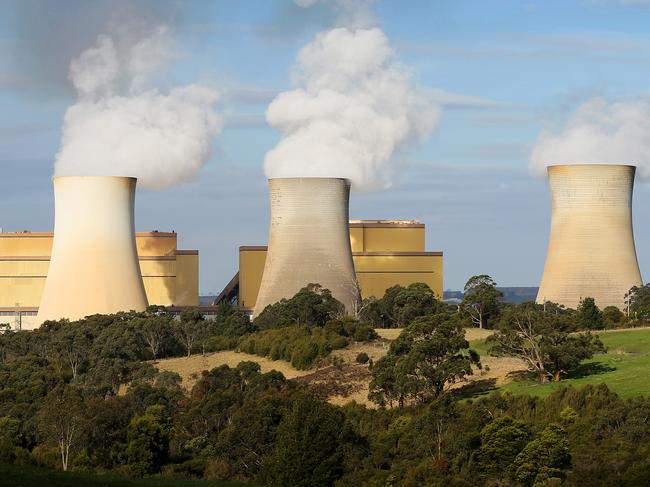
(0, 463, 251, 487)
(470, 328, 650, 398)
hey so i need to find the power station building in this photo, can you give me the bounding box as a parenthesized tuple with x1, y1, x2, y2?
(0, 230, 199, 328)
(219, 219, 443, 313)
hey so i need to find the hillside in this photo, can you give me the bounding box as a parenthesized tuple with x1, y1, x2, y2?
(151, 327, 650, 405)
(150, 327, 523, 406)
(496, 327, 650, 398)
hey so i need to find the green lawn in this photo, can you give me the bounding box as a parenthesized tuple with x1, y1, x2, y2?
(470, 328, 650, 398)
(0, 463, 251, 487)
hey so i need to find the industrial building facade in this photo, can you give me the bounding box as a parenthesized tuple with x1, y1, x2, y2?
(227, 220, 443, 312)
(0, 231, 199, 327)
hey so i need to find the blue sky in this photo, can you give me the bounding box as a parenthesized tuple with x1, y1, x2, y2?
(4, 0, 650, 294)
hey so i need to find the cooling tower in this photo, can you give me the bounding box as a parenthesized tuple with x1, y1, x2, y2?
(536, 164, 642, 310)
(253, 177, 360, 317)
(36, 176, 148, 325)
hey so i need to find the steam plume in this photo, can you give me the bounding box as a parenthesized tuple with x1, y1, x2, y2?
(530, 96, 650, 180)
(54, 26, 222, 189)
(264, 2, 439, 191)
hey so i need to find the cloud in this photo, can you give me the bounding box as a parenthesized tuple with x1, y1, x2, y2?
(264, 27, 440, 191)
(54, 26, 224, 189)
(428, 89, 510, 110)
(530, 96, 650, 180)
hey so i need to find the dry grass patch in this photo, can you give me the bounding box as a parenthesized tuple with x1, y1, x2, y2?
(152, 351, 311, 390)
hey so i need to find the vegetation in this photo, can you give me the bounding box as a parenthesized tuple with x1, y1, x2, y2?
(238, 326, 348, 369)
(359, 282, 447, 328)
(489, 302, 605, 382)
(6, 279, 650, 485)
(253, 284, 344, 329)
(461, 274, 503, 328)
(0, 463, 249, 486)
(496, 328, 650, 398)
(369, 313, 480, 407)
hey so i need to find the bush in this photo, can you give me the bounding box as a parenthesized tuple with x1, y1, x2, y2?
(238, 325, 349, 369)
(202, 335, 238, 353)
(603, 306, 624, 328)
(324, 318, 378, 342)
(356, 352, 370, 364)
(253, 284, 345, 329)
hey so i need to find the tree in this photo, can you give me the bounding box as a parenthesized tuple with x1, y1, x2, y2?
(461, 275, 503, 328)
(369, 314, 480, 406)
(392, 283, 440, 327)
(602, 306, 624, 327)
(509, 423, 571, 485)
(134, 316, 173, 359)
(175, 309, 205, 357)
(260, 395, 352, 487)
(37, 385, 86, 471)
(543, 331, 606, 381)
(576, 297, 605, 330)
(253, 284, 344, 329)
(626, 284, 650, 321)
(489, 304, 605, 382)
(471, 416, 531, 477)
(52, 324, 92, 380)
(213, 302, 256, 338)
(124, 405, 170, 474)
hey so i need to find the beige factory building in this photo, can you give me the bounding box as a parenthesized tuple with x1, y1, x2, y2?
(0, 231, 199, 328)
(220, 220, 443, 312)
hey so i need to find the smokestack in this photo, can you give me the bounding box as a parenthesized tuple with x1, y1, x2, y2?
(36, 176, 148, 325)
(253, 177, 360, 317)
(536, 164, 642, 310)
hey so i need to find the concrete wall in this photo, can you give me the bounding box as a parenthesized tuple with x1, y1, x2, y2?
(254, 178, 360, 317)
(536, 164, 643, 310)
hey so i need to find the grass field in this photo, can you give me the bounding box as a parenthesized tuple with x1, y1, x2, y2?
(0, 463, 250, 487)
(469, 328, 650, 398)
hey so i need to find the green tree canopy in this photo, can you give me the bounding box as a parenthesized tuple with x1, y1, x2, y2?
(461, 274, 503, 328)
(253, 284, 344, 329)
(576, 297, 605, 330)
(489, 303, 605, 382)
(369, 313, 480, 407)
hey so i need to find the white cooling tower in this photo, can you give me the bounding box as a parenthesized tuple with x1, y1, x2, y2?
(536, 164, 642, 310)
(36, 176, 148, 325)
(253, 177, 360, 317)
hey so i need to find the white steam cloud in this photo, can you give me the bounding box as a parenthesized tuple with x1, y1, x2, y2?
(264, 2, 439, 191)
(55, 26, 223, 189)
(530, 96, 650, 180)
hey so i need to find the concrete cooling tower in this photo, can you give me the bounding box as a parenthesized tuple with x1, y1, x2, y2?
(36, 176, 148, 325)
(253, 177, 360, 318)
(536, 164, 642, 310)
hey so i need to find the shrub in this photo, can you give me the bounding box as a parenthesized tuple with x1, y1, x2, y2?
(324, 318, 378, 342)
(356, 352, 370, 364)
(203, 335, 238, 353)
(253, 284, 345, 329)
(602, 306, 624, 328)
(238, 325, 349, 369)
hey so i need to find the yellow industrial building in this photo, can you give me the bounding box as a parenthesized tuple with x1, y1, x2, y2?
(223, 220, 443, 311)
(0, 231, 199, 324)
